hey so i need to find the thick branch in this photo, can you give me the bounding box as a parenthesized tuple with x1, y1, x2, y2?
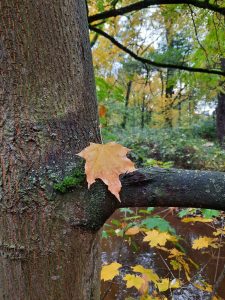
(89, 25, 225, 76)
(88, 0, 225, 23)
(57, 167, 225, 231)
(119, 168, 225, 210)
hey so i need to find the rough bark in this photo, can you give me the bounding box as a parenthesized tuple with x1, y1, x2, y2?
(58, 167, 225, 231)
(119, 168, 225, 210)
(0, 0, 102, 299)
(0, 213, 101, 300)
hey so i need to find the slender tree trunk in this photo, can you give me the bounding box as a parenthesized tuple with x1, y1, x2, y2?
(121, 80, 132, 128)
(141, 95, 145, 129)
(164, 68, 174, 128)
(0, 1, 101, 299)
(216, 59, 225, 148)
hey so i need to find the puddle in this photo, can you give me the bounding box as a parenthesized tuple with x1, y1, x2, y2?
(101, 208, 225, 299)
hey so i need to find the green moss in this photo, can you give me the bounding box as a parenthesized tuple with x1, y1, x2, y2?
(53, 167, 85, 193)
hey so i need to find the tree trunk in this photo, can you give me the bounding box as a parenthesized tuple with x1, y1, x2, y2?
(164, 68, 174, 128)
(0, 0, 101, 299)
(0, 213, 101, 300)
(121, 80, 132, 128)
(141, 94, 145, 129)
(216, 59, 225, 147)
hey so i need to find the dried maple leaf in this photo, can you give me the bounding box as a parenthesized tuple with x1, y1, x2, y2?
(77, 142, 136, 201)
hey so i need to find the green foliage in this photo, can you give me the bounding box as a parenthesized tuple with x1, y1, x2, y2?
(202, 209, 220, 219)
(95, 77, 124, 103)
(141, 216, 175, 234)
(192, 119, 216, 140)
(102, 125, 225, 171)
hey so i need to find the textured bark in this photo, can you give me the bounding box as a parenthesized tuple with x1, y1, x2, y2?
(0, 1, 101, 299)
(58, 168, 225, 231)
(0, 213, 101, 300)
(0, 0, 101, 206)
(119, 168, 225, 210)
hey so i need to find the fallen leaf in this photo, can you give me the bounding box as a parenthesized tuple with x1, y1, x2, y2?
(156, 278, 170, 292)
(124, 274, 145, 290)
(132, 265, 159, 283)
(182, 217, 213, 223)
(192, 236, 217, 250)
(170, 278, 182, 289)
(143, 229, 177, 247)
(125, 226, 140, 236)
(78, 142, 136, 200)
(194, 281, 212, 292)
(213, 227, 225, 236)
(168, 248, 185, 258)
(101, 262, 122, 281)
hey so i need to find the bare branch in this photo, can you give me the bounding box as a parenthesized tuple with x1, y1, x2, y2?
(88, 0, 225, 23)
(89, 25, 225, 76)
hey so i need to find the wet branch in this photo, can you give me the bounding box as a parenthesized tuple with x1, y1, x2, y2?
(61, 167, 225, 231)
(118, 168, 225, 210)
(89, 25, 225, 77)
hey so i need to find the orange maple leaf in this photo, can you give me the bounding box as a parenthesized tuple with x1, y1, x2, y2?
(77, 142, 136, 201)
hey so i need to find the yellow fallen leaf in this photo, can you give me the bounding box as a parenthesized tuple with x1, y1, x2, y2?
(182, 217, 213, 223)
(194, 282, 212, 292)
(101, 262, 122, 281)
(140, 296, 166, 300)
(125, 226, 140, 236)
(143, 229, 177, 247)
(124, 274, 145, 290)
(132, 265, 159, 283)
(213, 227, 225, 236)
(169, 248, 185, 258)
(78, 142, 136, 200)
(192, 236, 217, 250)
(170, 259, 181, 270)
(156, 278, 170, 292)
(170, 278, 182, 289)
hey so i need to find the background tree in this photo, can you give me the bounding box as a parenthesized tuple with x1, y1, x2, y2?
(89, 0, 225, 134)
